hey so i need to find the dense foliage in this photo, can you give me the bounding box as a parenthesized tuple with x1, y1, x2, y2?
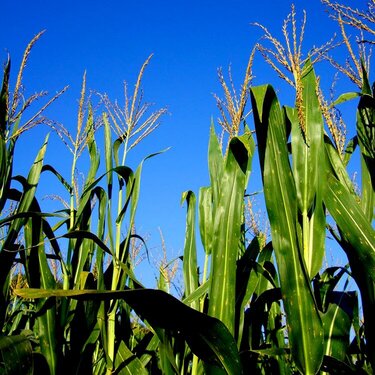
(0, 2, 374, 374)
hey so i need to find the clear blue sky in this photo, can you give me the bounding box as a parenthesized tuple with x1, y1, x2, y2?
(1, 1, 360, 287)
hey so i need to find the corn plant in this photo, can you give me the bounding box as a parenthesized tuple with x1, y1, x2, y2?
(1, 35, 242, 375)
(0, 32, 66, 373)
(323, 64, 375, 371)
(177, 5, 373, 375)
(2, 2, 375, 374)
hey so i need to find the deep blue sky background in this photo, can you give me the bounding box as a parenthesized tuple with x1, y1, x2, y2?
(1, 1, 363, 287)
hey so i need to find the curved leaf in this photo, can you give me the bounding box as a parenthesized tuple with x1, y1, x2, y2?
(14, 287, 242, 375)
(330, 92, 360, 108)
(0, 335, 33, 375)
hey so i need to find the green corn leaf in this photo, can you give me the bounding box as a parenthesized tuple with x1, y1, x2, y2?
(356, 92, 375, 222)
(235, 236, 261, 310)
(208, 123, 224, 206)
(208, 133, 252, 335)
(157, 267, 168, 293)
(35, 286, 57, 375)
(94, 187, 107, 289)
(0, 136, 15, 215)
(246, 288, 282, 351)
(81, 321, 101, 357)
(182, 280, 209, 306)
(330, 91, 360, 108)
(41, 216, 68, 275)
(83, 106, 100, 190)
(0, 210, 66, 228)
(23, 207, 43, 289)
(0, 192, 60, 291)
(254, 245, 278, 295)
(321, 291, 356, 361)
(138, 333, 160, 369)
(69, 272, 102, 373)
(0, 135, 7, 200)
(103, 113, 113, 196)
(81, 165, 133, 198)
(268, 300, 289, 374)
(14, 287, 242, 375)
(76, 165, 133, 224)
(249, 347, 288, 357)
(235, 238, 268, 347)
(251, 84, 324, 374)
(324, 174, 375, 283)
(287, 60, 326, 278)
(63, 230, 113, 257)
(0, 133, 6, 200)
(70, 187, 106, 287)
(313, 266, 350, 312)
(324, 136, 356, 195)
(181, 191, 199, 309)
(62, 229, 145, 290)
(0, 334, 33, 375)
(96, 301, 108, 364)
(361, 60, 372, 96)
(314, 267, 355, 361)
(321, 356, 357, 374)
(0, 57, 10, 137)
(92, 357, 107, 375)
(155, 329, 179, 375)
(0, 135, 49, 305)
(41, 164, 72, 194)
(113, 136, 123, 168)
(115, 340, 148, 375)
(10, 134, 49, 234)
(36, 221, 57, 375)
(23, 201, 57, 375)
(242, 124, 256, 186)
(115, 150, 168, 225)
(324, 171, 375, 369)
(343, 136, 358, 167)
(198, 186, 213, 255)
(115, 170, 134, 224)
(103, 113, 115, 258)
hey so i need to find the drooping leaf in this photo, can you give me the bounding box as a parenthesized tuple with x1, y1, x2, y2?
(14, 287, 242, 374)
(330, 91, 360, 108)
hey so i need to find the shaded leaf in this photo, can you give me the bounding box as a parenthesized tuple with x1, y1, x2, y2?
(14, 287, 242, 374)
(0, 335, 33, 375)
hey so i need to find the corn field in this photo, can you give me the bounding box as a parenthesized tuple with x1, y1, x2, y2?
(0, 2, 374, 374)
